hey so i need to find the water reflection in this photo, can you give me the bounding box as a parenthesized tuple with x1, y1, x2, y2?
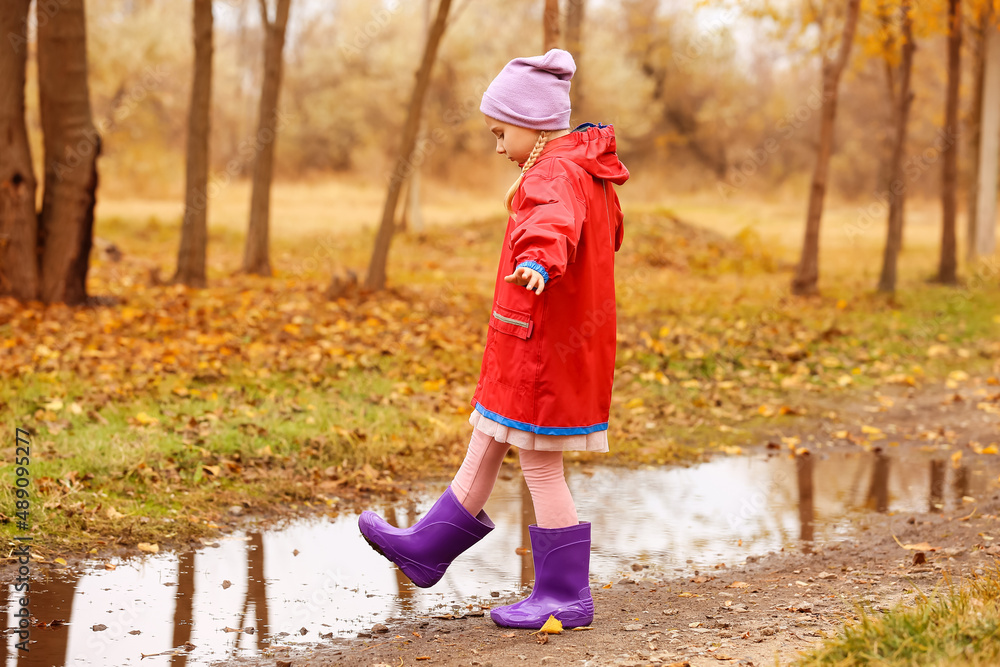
(796, 453, 815, 549)
(930, 459, 946, 512)
(520, 477, 536, 587)
(955, 465, 970, 501)
(17, 570, 77, 667)
(4, 447, 996, 665)
(865, 451, 891, 513)
(385, 505, 416, 613)
(170, 549, 195, 667)
(237, 533, 269, 652)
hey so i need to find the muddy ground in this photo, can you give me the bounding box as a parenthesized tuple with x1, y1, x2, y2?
(244, 506, 1000, 667)
(216, 379, 1000, 667)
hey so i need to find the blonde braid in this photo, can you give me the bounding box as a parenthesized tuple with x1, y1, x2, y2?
(504, 131, 549, 218)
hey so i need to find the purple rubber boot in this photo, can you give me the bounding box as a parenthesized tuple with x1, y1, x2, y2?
(491, 522, 594, 629)
(358, 487, 494, 588)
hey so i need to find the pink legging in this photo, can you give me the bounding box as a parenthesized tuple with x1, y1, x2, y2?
(451, 429, 579, 528)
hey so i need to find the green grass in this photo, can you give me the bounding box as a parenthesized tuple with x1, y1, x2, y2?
(0, 361, 468, 553)
(799, 567, 1000, 666)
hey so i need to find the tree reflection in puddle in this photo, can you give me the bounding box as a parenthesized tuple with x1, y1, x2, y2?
(5, 447, 997, 665)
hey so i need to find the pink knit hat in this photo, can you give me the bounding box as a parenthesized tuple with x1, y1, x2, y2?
(480, 49, 576, 130)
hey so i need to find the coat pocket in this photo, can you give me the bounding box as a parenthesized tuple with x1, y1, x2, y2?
(489, 303, 534, 340)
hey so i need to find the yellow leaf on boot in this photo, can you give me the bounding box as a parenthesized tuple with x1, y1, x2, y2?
(538, 615, 563, 634)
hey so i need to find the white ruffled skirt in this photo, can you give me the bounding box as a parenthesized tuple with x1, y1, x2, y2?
(468, 409, 609, 453)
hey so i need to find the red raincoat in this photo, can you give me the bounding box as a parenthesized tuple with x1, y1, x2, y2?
(471, 124, 629, 435)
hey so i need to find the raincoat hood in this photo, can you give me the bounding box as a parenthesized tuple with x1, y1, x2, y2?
(535, 123, 629, 185)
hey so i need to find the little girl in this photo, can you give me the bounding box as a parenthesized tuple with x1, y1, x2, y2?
(359, 48, 628, 630)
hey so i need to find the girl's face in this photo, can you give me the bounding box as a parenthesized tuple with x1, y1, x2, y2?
(485, 116, 541, 166)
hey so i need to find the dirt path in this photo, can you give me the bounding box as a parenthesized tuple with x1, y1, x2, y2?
(218, 379, 1000, 666)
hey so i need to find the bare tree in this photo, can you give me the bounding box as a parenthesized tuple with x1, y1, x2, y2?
(0, 0, 40, 301)
(971, 15, 1000, 258)
(400, 0, 434, 235)
(565, 0, 585, 113)
(243, 0, 292, 277)
(544, 0, 561, 51)
(790, 0, 861, 296)
(174, 0, 214, 288)
(965, 12, 987, 261)
(877, 0, 916, 294)
(365, 0, 453, 292)
(37, 0, 100, 305)
(935, 0, 961, 284)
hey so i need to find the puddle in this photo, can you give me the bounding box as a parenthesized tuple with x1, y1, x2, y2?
(4, 447, 997, 665)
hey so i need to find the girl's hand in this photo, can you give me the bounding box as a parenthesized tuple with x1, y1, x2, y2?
(505, 266, 546, 295)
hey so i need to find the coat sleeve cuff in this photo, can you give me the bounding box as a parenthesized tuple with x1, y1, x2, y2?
(516, 260, 550, 284)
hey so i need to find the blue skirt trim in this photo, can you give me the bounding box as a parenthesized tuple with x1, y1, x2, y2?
(473, 403, 609, 436)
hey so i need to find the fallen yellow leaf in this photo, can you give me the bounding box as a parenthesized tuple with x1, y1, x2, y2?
(134, 412, 159, 425)
(537, 615, 563, 634)
(892, 535, 940, 551)
(137, 543, 159, 554)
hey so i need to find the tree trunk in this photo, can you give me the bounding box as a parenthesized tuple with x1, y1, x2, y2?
(403, 165, 424, 233)
(877, 0, 916, 294)
(173, 0, 214, 288)
(972, 18, 1000, 258)
(243, 0, 291, 277)
(565, 0, 585, 115)
(0, 0, 40, 302)
(544, 0, 560, 51)
(37, 0, 100, 306)
(790, 0, 861, 296)
(400, 0, 433, 235)
(935, 0, 961, 284)
(966, 14, 987, 261)
(365, 0, 453, 292)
